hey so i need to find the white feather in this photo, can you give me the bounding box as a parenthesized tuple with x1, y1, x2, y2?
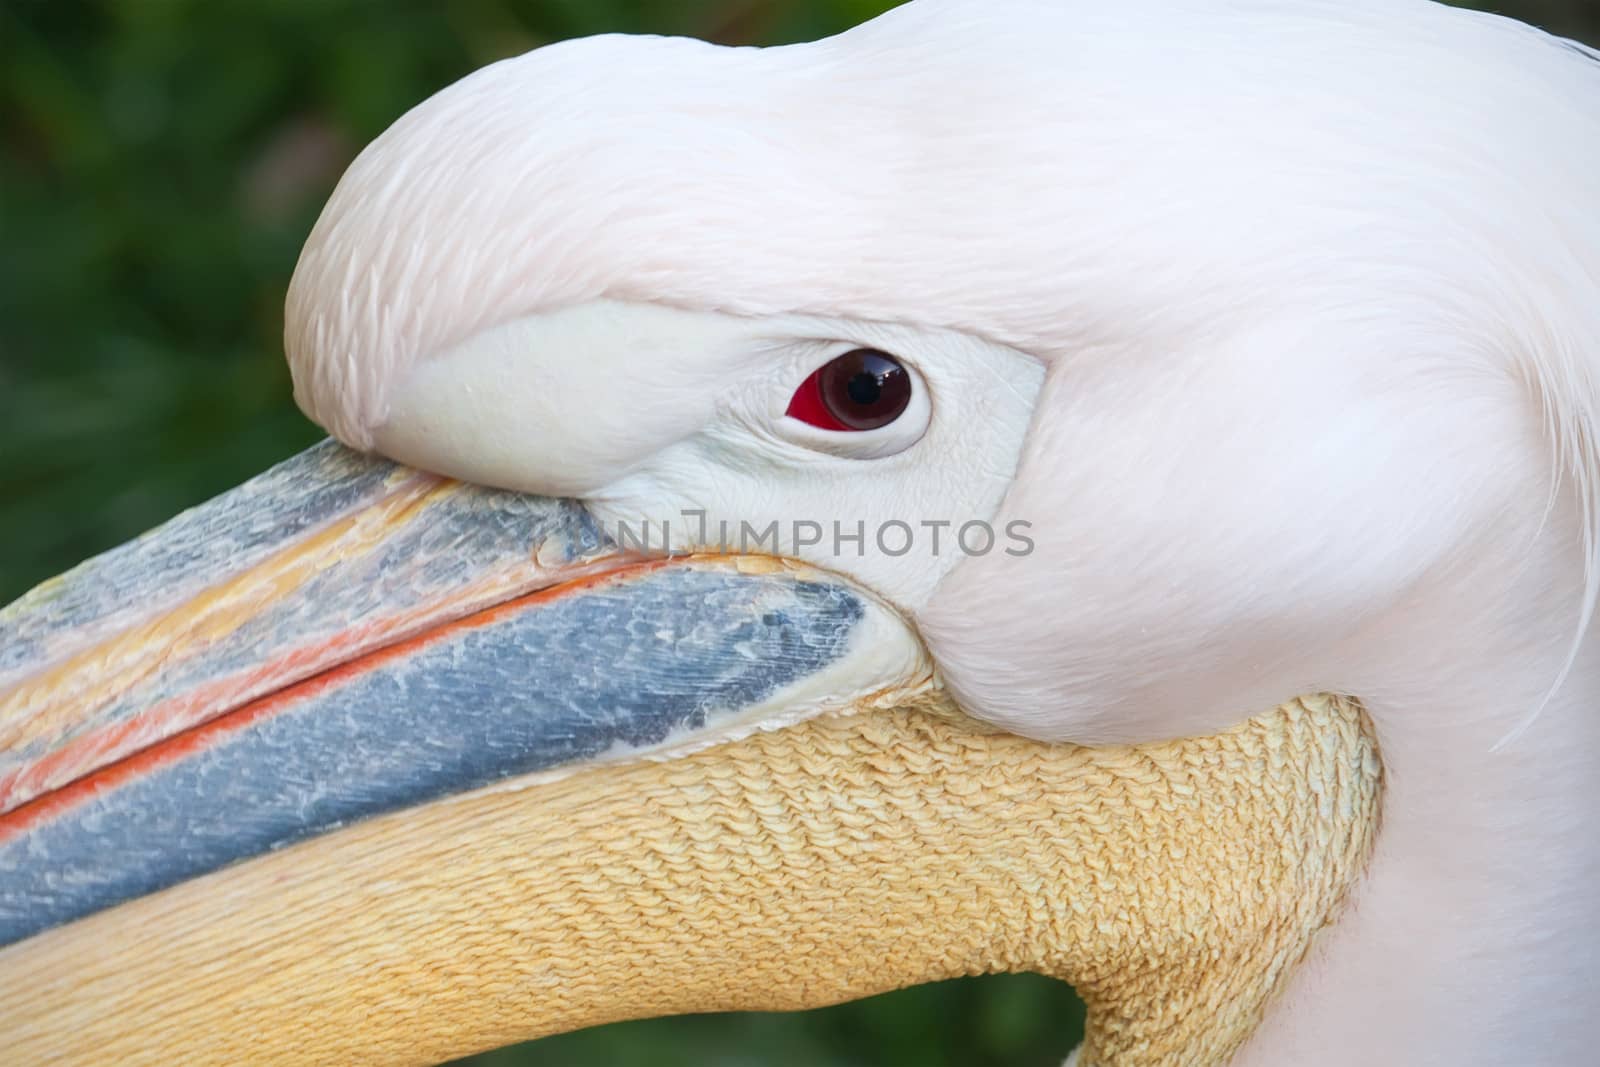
(286, 3, 1600, 1062)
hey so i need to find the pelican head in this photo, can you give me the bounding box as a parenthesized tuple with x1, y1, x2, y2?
(3, 1, 1597, 1064)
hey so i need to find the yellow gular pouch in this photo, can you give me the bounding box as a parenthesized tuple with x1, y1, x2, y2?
(2, 691, 1379, 1067)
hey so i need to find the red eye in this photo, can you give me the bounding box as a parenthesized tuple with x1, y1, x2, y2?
(785, 349, 913, 432)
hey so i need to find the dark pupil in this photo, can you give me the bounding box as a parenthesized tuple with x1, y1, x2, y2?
(846, 372, 881, 406)
(820, 349, 911, 431)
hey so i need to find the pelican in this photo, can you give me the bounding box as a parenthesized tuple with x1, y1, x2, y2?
(2, 0, 1596, 1063)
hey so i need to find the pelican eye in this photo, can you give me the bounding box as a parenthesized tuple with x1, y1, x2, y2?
(786, 349, 913, 431)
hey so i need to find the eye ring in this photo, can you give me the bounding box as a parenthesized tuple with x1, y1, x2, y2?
(786, 349, 913, 431)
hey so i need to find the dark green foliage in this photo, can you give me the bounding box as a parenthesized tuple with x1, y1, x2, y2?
(2, 1, 1594, 1063)
(453, 975, 1085, 1066)
(0, 0, 908, 607)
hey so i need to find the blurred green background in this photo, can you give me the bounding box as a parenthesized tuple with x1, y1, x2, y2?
(1, 1, 1595, 1064)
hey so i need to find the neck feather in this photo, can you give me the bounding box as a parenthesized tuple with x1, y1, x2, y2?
(1238, 541, 1600, 1065)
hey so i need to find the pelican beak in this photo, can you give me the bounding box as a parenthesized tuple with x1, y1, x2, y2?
(0, 438, 929, 945)
(0, 440, 1382, 1067)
